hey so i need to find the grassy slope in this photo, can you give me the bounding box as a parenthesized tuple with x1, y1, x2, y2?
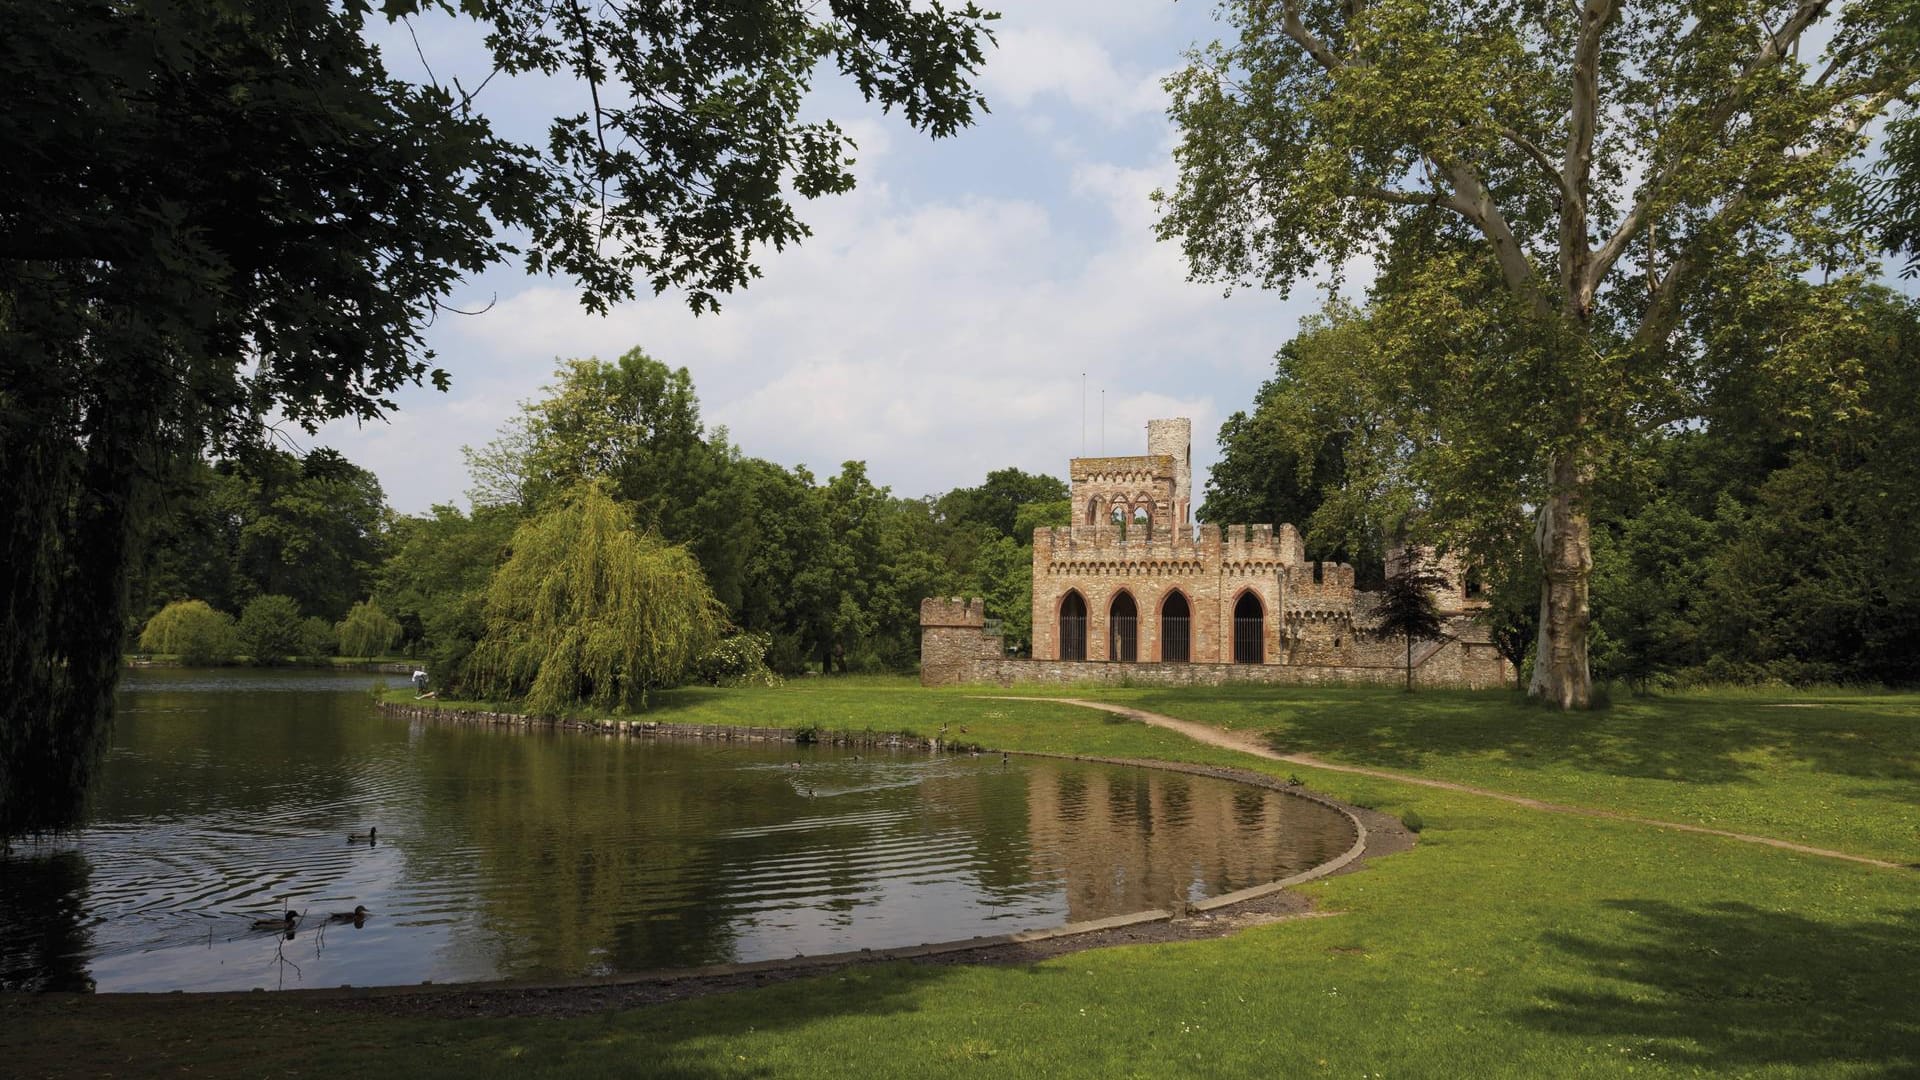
(10, 681, 1917, 1078)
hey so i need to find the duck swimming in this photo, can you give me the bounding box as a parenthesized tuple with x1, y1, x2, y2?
(327, 905, 372, 926)
(347, 827, 377, 844)
(250, 910, 300, 931)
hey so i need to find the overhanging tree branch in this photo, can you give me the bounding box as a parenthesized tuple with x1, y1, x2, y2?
(1589, 0, 1830, 295)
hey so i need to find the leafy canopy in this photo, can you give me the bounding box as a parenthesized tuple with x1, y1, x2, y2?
(470, 485, 723, 712)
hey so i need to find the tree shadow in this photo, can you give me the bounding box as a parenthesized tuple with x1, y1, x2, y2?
(1121, 687, 1920, 791)
(1519, 898, 1920, 1073)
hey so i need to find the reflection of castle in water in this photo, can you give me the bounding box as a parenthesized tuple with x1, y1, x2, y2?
(1018, 764, 1353, 921)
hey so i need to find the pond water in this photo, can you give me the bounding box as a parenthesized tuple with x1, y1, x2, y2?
(0, 670, 1355, 993)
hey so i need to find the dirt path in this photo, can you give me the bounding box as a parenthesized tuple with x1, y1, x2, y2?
(997, 696, 1908, 871)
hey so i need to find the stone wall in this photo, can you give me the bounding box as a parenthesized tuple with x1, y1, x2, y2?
(1030, 522, 1307, 665)
(1070, 453, 1179, 534)
(928, 597, 1512, 690)
(920, 597, 1005, 686)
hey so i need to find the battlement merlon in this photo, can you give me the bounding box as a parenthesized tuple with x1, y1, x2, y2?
(1033, 522, 1313, 564)
(920, 597, 987, 628)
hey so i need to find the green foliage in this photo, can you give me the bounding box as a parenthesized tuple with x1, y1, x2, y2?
(936, 468, 1070, 540)
(236, 595, 305, 663)
(335, 600, 401, 659)
(1398, 808, 1425, 834)
(136, 601, 237, 666)
(1200, 387, 1346, 543)
(296, 617, 337, 660)
(376, 503, 521, 687)
(1012, 499, 1072, 540)
(2, 0, 992, 837)
(1369, 556, 1450, 691)
(470, 485, 724, 712)
(693, 633, 784, 688)
(1156, 0, 1919, 707)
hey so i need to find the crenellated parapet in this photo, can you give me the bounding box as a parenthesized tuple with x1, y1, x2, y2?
(1034, 521, 1306, 576)
(920, 596, 988, 628)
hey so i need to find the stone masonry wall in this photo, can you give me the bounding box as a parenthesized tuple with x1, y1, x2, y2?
(920, 597, 1005, 686)
(1030, 523, 1306, 664)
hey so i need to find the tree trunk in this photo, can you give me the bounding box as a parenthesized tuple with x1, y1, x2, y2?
(1405, 636, 1413, 692)
(1528, 453, 1594, 708)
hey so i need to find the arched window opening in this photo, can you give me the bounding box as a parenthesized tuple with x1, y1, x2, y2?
(1464, 566, 1484, 600)
(1109, 593, 1138, 662)
(1109, 503, 1127, 526)
(1131, 505, 1150, 539)
(1059, 591, 1088, 661)
(1161, 592, 1191, 662)
(1233, 591, 1265, 664)
(1086, 497, 1103, 526)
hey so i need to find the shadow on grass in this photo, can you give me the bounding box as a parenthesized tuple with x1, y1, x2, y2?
(1118, 686, 1920, 790)
(531, 961, 1074, 1080)
(1521, 898, 1920, 1072)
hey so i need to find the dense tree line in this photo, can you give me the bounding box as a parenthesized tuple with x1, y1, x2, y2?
(1205, 284, 1920, 690)
(133, 350, 1067, 691)
(1158, 0, 1920, 706)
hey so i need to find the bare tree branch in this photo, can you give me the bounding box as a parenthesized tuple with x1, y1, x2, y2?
(1438, 158, 1548, 312)
(1278, 1, 1345, 73)
(1560, 0, 1615, 316)
(1502, 125, 1570, 201)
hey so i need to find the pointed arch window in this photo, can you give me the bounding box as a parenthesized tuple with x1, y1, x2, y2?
(1059, 591, 1088, 661)
(1109, 592, 1138, 662)
(1161, 592, 1190, 662)
(1131, 505, 1151, 539)
(1233, 591, 1265, 664)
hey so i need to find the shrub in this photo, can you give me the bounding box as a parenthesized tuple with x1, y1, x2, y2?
(137, 600, 237, 665)
(336, 599, 402, 658)
(1400, 809, 1425, 834)
(693, 632, 783, 687)
(237, 594, 305, 663)
(298, 617, 338, 659)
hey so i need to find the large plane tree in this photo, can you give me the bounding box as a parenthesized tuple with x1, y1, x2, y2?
(1156, 0, 1919, 707)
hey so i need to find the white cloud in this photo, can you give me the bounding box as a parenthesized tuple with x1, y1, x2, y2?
(981, 26, 1169, 126)
(315, 1, 1321, 514)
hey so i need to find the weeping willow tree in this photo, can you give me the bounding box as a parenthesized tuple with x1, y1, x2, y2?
(470, 486, 723, 713)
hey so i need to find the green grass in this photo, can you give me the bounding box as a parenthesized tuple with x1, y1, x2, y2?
(1070, 684, 1920, 864)
(13, 681, 1917, 1077)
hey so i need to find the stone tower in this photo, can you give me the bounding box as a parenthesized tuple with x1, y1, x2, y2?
(1145, 418, 1192, 527)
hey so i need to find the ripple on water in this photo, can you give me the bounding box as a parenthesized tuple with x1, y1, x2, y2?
(0, 674, 1356, 992)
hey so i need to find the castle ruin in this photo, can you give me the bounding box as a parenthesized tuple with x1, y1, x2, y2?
(920, 418, 1512, 689)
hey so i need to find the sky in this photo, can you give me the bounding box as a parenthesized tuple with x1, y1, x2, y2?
(316, 2, 1345, 515)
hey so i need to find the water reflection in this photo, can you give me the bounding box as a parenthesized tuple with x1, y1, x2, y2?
(0, 670, 1354, 992)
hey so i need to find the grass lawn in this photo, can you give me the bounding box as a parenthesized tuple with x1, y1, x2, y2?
(7, 680, 1917, 1077)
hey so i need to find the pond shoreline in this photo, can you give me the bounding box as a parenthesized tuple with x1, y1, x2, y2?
(376, 701, 976, 748)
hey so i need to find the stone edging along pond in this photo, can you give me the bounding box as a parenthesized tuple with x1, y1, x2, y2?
(258, 703, 1407, 1007)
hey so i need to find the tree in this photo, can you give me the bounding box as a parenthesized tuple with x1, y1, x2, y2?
(376, 504, 522, 686)
(467, 350, 751, 608)
(137, 601, 237, 666)
(297, 617, 339, 660)
(936, 468, 1070, 540)
(469, 485, 724, 713)
(1, 0, 993, 835)
(1157, 0, 1919, 707)
(1369, 557, 1448, 692)
(336, 601, 402, 660)
(237, 595, 306, 664)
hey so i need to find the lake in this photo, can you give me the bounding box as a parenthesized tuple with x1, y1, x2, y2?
(0, 669, 1354, 993)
